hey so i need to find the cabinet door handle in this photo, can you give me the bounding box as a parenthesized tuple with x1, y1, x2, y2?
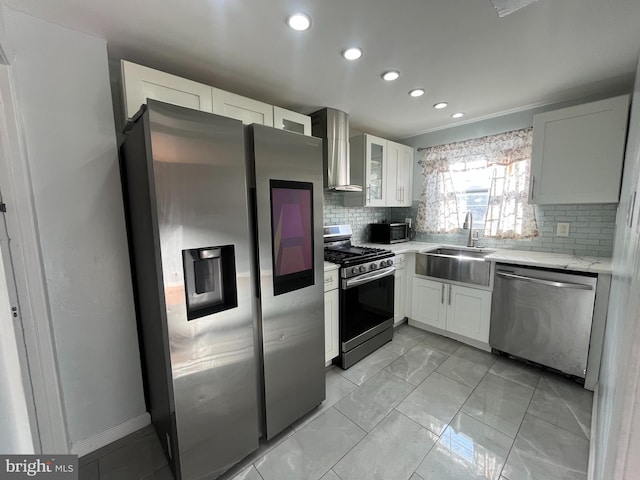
(626, 191, 636, 228)
(530, 175, 535, 201)
(366, 185, 371, 203)
(448, 284, 452, 305)
(397, 187, 401, 202)
(441, 284, 445, 304)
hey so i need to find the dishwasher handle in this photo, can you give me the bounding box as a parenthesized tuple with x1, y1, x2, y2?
(496, 271, 593, 290)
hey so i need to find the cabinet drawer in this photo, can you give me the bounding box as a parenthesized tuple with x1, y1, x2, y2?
(324, 269, 339, 292)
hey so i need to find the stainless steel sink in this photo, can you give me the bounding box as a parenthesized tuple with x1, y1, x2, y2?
(415, 247, 494, 286)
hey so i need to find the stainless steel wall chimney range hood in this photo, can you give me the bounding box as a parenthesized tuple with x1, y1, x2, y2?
(311, 108, 362, 192)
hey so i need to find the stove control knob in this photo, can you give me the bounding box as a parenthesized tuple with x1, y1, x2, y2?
(351, 267, 359, 275)
(370, 263, 378, 271)
(359, 266, 367, 273)
(387, 258, 394, 266)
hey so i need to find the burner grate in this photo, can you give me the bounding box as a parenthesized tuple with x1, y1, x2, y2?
(324, 245, 393, 266)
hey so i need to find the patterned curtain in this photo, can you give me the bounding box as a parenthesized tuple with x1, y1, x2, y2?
(416, 128, 538, 239)
(416, 157, 460, 233)
(483, 129, 538, 238)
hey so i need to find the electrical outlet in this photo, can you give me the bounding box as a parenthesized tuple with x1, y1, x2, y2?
(557, 222, 570, 237)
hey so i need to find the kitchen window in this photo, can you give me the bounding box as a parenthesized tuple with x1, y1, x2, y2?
(416, 127, 538, 239)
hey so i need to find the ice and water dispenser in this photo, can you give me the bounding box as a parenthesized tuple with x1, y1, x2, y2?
(182, 245, 238, 320)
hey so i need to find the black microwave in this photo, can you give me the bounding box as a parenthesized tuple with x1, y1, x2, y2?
(370, 223, 409, 244)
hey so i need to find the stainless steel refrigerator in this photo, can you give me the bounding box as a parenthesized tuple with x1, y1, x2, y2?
(119, 100, 325, 480)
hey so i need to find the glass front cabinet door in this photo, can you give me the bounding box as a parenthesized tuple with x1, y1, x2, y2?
(365, 135, 387, 207)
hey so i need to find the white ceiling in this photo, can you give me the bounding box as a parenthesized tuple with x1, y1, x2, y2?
(6, 0, 640, 139)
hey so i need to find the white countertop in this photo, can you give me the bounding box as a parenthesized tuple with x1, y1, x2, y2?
(356, 241, 612, 274)
(324, 261, 339, 272)
(483, 249, 612, 274)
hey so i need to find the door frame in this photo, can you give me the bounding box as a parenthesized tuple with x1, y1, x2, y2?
(0, 63, 69, 453)
(0, 196, 35, 452)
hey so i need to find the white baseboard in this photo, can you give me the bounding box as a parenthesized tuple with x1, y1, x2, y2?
(71, 412, 151, 457)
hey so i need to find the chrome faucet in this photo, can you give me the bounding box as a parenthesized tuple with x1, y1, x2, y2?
(463, 211, 474, 247)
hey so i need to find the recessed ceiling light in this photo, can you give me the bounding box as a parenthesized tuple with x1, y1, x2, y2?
(342, 47, 362, 60)
(433, 102, 448, 109)
(409, 89, 425, 97)
(451, 112, 465, 118)
(287, 13, 311, 31)
(382, 71, 400, 81)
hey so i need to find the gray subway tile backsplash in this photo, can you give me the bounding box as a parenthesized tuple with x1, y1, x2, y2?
(323, 192, 616, 257)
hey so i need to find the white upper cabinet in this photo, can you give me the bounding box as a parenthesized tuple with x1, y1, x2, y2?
(121, 61, 312, 134)
(121, 60, 213, 118)
(386, 141, 400, 206)
(387, 143, 413, 207)
(346, 134, 413, 207)
(365, 135, 388, 207)
(212, 88, 273, 126)
(530, 95, 630, 204)
(398, 145, 413, 207)
(273, 106, 312, 135)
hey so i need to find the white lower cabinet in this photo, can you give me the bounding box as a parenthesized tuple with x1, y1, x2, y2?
(447, 285, 492, 342)
(411, 277, 491, 343)
(411, 278, 447, 330)
(393, 254, 407, 325)
(324, 269, 339, 363)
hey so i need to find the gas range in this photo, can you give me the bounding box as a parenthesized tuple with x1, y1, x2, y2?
(324, 225, 394, 273)
(323, 225, 395, 369)
(324, 244, 394, 279)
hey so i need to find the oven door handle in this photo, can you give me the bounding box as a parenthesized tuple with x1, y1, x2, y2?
(344, 266, 396, 289)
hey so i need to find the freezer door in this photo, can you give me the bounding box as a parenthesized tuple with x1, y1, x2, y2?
(248, 125, 326, 439)
(125, 100, 260, 480)
(490, 264, 597, 378)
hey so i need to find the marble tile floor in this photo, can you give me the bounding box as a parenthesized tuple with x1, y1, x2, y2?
(79, 325, 593, 480)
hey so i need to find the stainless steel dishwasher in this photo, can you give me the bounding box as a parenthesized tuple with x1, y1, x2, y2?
(490, 264, 597, 379)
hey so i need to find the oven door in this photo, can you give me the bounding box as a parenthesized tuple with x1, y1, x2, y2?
(340, 267, 395, 352)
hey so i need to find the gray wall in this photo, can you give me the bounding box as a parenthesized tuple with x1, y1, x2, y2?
(4, 9, 146, 447)
(595, 55, 640, 478)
